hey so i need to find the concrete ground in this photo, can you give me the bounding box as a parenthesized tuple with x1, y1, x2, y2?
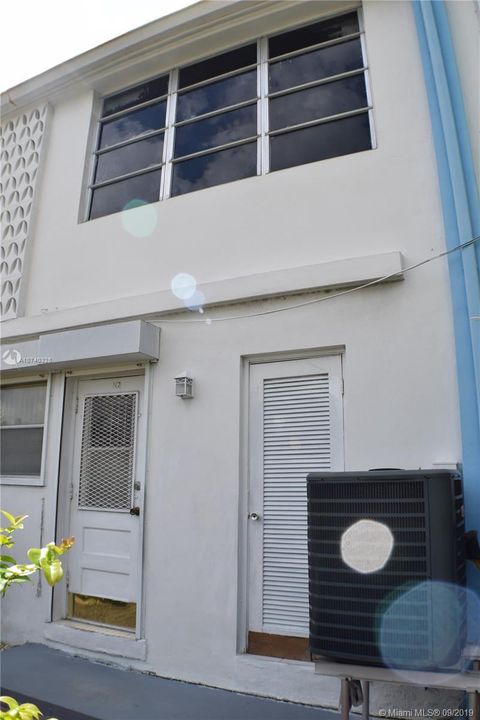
(0, 643, 340, 720)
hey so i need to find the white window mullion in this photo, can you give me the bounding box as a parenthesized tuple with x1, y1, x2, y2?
(84, 93, 103, 222)
(258, 36, 270, 176)
(358, 8, 376, 150)
(161, 68, 179, 201)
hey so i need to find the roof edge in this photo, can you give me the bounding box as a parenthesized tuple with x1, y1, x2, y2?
(0, 0, 273, 115)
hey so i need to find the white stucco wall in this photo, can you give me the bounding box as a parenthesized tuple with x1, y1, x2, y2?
(0, 0, 466, 712)
(1, 279, 463, 709)
(0, 1, 450, 325)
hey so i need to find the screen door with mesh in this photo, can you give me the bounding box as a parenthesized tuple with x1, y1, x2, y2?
(66, 376, 144, 631)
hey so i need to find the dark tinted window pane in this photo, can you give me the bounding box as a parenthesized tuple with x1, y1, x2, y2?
(103, 76, 169, 116)
(99, 101, 166, 149)
(95, 135, 164, 184)
(269, 75, 368, 131)
(177, 70, 257, 122)
(269, 38, 363, 93)
(269, 12, 359, 58)
(270, 112, 371, 172)
(172, 141, 257, 196)
(90, 170, 161, 219)
(179, 44, 257, 88)
(1, 427, 44, 475)
(174, 104, 257, 158)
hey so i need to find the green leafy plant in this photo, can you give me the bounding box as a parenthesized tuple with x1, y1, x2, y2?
(0, 510, 74, 720)
(0, 511, 74, 595)
(0, 696, 52, 720)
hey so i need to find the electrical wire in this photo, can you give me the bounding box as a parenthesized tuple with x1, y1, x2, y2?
(154, 234, 480, 325)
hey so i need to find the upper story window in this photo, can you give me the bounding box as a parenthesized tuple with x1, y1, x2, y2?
(88, 10, 372, 220)
(267, 14, 370, 171)
(0, 382, 47, 480)
(90, 76, 169, 220)
(172, 44, 258, 196)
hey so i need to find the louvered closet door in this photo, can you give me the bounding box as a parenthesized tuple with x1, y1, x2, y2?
(248, 357, 344, 639)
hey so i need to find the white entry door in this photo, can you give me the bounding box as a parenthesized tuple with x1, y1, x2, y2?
(248, 356, 344, 640)
(66, 376, 144, 630)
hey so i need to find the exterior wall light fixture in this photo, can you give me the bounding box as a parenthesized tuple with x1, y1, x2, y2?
(175, 373, 194, 399)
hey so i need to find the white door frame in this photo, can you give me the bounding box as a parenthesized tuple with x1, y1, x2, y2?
(53, 365, 151, 640)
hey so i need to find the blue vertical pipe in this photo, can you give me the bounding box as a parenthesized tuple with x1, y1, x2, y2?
(431, 1, 480, 260)
(412, 0, 480, 602)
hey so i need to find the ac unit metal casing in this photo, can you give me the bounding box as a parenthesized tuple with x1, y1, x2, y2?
(307, 470, 466, 669)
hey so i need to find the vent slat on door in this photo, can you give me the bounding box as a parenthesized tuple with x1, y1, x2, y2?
(262, 374, 331, 634)
(78, 393, 137, 511)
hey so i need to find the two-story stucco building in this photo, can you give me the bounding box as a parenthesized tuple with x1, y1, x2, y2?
(1, 0, 479, 712)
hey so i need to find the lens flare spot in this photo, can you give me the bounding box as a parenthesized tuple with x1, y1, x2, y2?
(185, 289, 205, 312)
(171, 273, 197, 300)
(121, 199, 157, 237)
(341, 519, 394, 574)
(379, 581, 479, 677)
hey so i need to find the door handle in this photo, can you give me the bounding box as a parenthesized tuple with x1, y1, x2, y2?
(129, 506, 140, 516)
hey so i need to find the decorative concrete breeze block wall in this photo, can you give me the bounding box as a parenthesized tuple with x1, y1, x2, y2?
(0, 105, 48, 320)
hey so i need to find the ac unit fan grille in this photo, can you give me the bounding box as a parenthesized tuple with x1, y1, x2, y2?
(308, 478, 429, 665)
(307, 472, 466, 668)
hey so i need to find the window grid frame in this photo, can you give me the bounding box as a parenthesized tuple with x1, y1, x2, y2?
(266, 29, 362, 65)
(99, 92, 169, 123)
(90, 165, 164, 192)
(90, 108, 168, 192)
(171, 54, 261, 172)
(266, 66, 368, 102)
(174, 96, 259, 130)
(265, 11, 371, 145)
(176, 61, 259, 96)
(88, 77, 170, 204)
(268, 105, 372, 139)
(94, 127, 166, 158)
(87, 8, 372, 219)
(172, 134, 260, 166)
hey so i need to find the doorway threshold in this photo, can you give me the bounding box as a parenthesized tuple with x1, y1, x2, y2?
(44, 620, 147, 660)
(63, 619, 134, 638)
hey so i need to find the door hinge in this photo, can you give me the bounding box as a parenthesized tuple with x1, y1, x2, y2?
(65, 569, 70, 587)
(74, 397, 79, 414)
(341, 378, 345, 396)
(69, 483, 74, 502)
